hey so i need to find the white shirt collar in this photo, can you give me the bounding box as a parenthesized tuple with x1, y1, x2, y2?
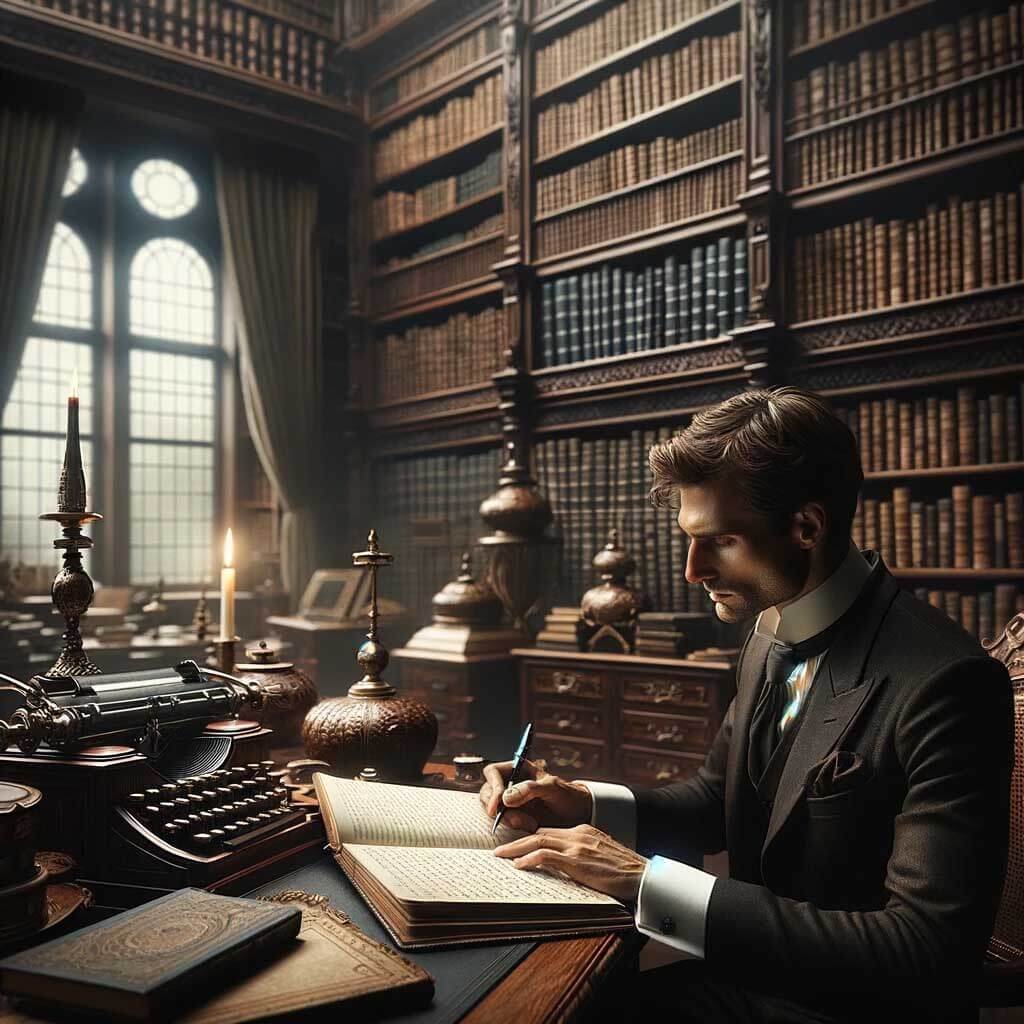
(755, 543, 873, 644)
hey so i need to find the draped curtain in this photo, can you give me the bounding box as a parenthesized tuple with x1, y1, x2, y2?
(215, 150, 322, 606)
(0, 75, 81, 410)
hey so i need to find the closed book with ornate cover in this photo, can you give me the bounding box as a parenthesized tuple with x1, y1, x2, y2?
(0, 889, 301, 1020)
(314, 774, 633, 949)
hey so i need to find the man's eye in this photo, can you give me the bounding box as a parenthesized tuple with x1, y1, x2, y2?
(714, 537, 735, 548)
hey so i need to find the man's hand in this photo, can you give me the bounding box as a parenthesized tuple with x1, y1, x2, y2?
(494, 825, 648, 904)
(479, 759, 593, 833)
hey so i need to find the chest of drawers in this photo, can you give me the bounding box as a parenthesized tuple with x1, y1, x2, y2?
(392, 649, 520, 762)
(513, 649, 736, 787)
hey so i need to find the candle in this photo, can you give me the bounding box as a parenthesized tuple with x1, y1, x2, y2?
(220, 528, 236, 640)
(58, 368, 86, 514)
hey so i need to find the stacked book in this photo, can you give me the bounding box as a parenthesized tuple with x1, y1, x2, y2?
(635, 610, 714, 658)
(535, 606, 583, 651)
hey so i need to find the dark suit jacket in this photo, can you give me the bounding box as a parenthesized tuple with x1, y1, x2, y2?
(631, 551, 1013, 1022)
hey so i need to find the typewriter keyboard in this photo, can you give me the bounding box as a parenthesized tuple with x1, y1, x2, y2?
(123, 762, 307, 852)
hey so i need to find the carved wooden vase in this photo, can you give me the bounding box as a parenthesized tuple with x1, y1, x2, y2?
(233, 640, 319, 746)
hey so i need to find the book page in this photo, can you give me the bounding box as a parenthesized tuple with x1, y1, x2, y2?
(346, 845, 624, 906)
(314, 774, 526, 850)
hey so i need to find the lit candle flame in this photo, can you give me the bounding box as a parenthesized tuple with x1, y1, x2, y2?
(223, 528, 234, 568)
(70, 367, 78, 401)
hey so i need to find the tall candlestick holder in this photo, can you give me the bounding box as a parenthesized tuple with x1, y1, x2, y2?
(39, 386, 102, 677)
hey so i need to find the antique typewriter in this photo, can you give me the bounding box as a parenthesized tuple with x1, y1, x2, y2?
(0, 661, 322, 910)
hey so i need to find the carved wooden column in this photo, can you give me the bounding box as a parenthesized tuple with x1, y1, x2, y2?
(732, 0, 790, 388)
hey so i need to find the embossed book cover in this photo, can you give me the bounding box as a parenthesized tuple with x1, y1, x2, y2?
(0, 888, 301, 1020)
(314, 774, 634, 949)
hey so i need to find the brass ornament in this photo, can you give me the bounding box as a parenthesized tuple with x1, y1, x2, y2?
(578, 530, 640, 654)
(301, 531, 437, 782)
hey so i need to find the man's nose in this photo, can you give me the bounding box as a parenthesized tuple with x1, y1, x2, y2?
(684, 540, 715, 585)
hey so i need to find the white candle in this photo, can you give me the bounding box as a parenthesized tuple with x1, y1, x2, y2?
(220, 528, 236, 639)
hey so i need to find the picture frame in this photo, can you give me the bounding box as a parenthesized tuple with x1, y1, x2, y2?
(298, 569, 367, 621)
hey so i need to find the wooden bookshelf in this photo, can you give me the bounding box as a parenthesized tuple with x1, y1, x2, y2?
(332, 0, 1024, 641)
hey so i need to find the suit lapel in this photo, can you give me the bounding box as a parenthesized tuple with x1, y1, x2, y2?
(759, 560, 901, 863)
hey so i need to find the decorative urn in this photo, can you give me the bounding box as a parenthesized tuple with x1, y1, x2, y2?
(233, 640, 318, 746)
(578, 530, 640, 654)
(301, 531, 438, 781)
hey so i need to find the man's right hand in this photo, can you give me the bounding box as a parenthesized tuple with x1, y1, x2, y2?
(479, 758, 594, 833)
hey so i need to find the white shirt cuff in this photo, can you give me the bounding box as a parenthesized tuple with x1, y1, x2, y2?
(575, 779, 636, 850)
(635, 855, 716, 959)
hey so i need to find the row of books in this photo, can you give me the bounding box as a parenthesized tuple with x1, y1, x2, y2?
(370, 21, 499, 115)
(534, 157, 741, 259)
(373, 75, 502, 183)
(365, 0, 417, 29)
(535, 31, 740, 159)
(789, 8, 1023, 133)
(533, 0, 728, 94)
(536, 119, 741, 217)
(28, 0, 330, 91)
(534, 426, 710, 613)
(834, 386, 1024, 473)
(792, 182, 1023, 322)
(787, 67, 1024, 189)
(370, 231, 503, 312)
(790, 0, 930, 50)
(373, 150, 501, 238)
(538, 235, 747, 368)
(909, 585, 1023, 645)
(853, 487, 1024, 570)
(374, 306, 502, 403)
(374, 447, 503, 626)
(376, 212, 502, 273)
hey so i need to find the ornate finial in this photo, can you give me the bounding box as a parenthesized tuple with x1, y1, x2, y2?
(349, 529, 395, 698)
(606, 529, 619, 549)
(459, 551, 472, 580)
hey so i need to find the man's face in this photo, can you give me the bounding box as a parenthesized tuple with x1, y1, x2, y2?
(677, 478, 809, 623)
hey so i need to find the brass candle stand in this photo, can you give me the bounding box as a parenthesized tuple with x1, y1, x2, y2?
(39, 386, 102, 677)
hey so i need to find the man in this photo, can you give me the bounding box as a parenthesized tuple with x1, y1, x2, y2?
(480, 386, 1013, 1023)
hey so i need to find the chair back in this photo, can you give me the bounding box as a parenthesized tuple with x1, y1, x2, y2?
(984, 611, 1024, 963)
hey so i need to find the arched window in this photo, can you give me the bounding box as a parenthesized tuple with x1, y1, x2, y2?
(1, 145, 223, 588)
(1, 168, 96, 574)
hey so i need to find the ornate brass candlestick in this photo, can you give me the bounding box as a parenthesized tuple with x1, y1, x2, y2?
(39, 382, 102, 677)
(301, 530, 437, 782)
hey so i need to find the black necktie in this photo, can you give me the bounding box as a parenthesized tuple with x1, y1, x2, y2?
(748, 629, 834, 788)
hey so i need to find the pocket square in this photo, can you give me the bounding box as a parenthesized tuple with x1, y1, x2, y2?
(805, 749, 871, 798)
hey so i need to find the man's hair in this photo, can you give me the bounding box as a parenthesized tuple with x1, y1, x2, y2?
(649, 386, 863, 558)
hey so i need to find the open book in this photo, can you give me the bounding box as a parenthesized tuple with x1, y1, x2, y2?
(313, 774, 634, 949)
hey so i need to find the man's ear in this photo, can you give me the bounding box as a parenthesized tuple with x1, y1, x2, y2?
(791, 502, 827, 550)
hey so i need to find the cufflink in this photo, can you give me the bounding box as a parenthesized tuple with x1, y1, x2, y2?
(659, 916, 676, 936)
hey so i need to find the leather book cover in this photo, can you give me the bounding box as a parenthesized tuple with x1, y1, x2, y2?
(0, 892, 433, 1024)
(0, 888, 301, 1021)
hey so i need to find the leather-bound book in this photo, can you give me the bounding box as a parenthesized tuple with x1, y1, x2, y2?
(952, 484, 972, 569)
(0, 889, 301, 1021)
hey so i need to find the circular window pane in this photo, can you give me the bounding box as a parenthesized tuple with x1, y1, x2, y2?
(63, 149, 88, 197)
(130, 159, 198, 219)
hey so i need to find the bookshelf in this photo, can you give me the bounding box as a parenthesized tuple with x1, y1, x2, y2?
(334, 0, 1024, 643)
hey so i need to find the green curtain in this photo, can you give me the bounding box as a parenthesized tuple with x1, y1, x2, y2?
(214, 149, 322, 607)
(0, 75, 81, 410)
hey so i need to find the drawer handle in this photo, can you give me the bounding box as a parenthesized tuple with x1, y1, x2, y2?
(553, 671, 581, 695)
(431, 682, 450, 692)
(556, 717, 575, 731)
(550, 749, 584, 770)
(655, 729, 682, 744)
(647, 684, 683, 704)
(654, 765, 680, 782)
